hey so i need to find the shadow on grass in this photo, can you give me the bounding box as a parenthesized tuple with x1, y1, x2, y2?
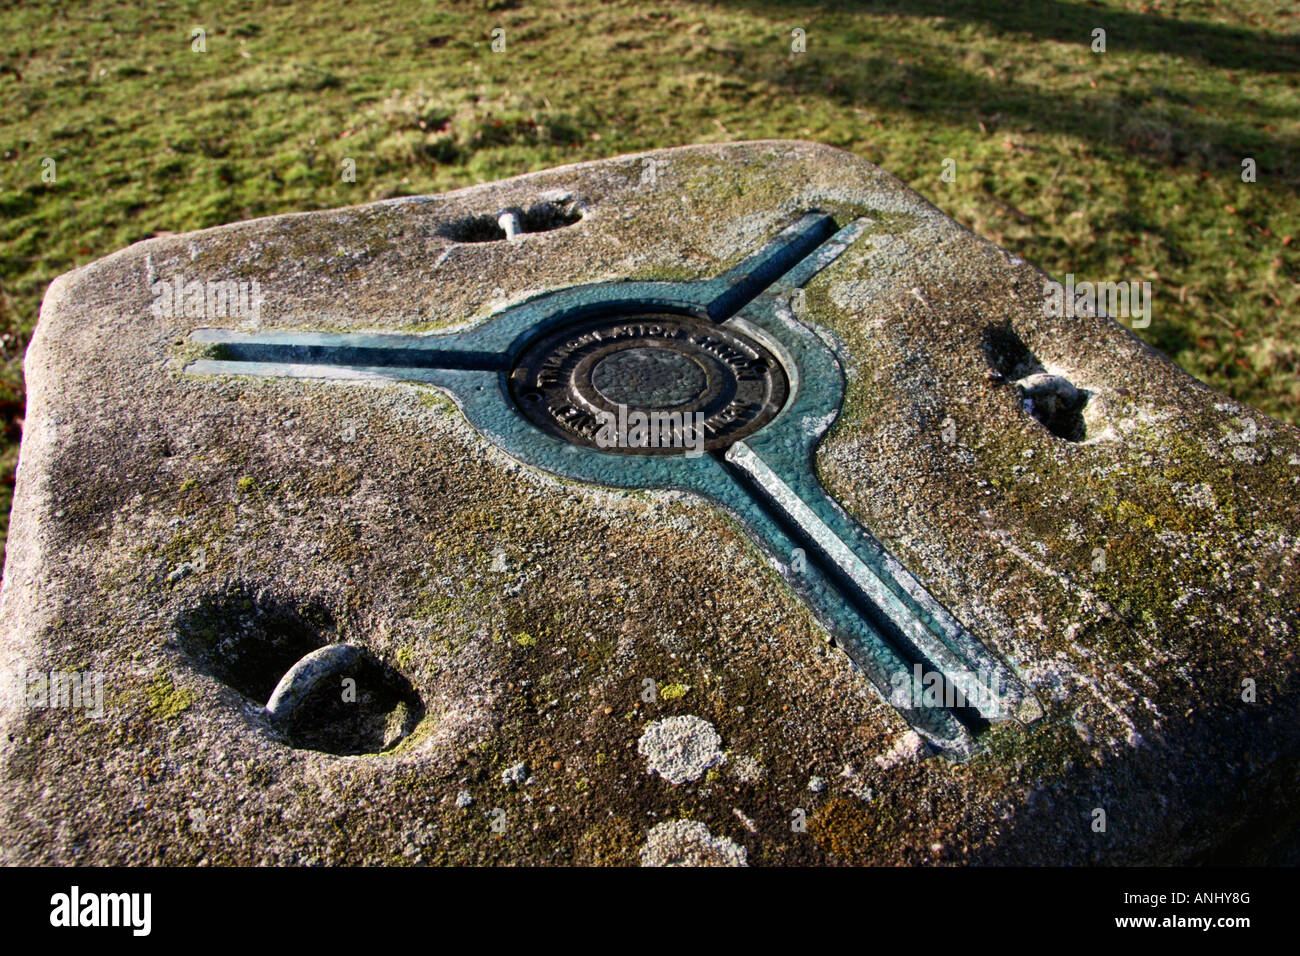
(690, 0, 1299, 180)
(697, 0, 1300, 73)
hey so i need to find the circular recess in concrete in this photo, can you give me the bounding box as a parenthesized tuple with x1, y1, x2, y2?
(174, 585, 423, 755)
(508, 312, 789, 454)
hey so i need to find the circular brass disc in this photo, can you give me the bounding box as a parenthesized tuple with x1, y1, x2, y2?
(508, 313, 789, 455)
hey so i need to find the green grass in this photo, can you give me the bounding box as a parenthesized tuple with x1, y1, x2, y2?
(1, 0, 1297, 560)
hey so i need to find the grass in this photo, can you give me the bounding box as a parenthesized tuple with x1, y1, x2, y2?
(1, 0, 1297, 561)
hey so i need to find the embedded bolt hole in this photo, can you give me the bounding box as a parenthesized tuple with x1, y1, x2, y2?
(173, 583, 423, 755)
(981, 324, 1089, 443)
(522, 389, 544, 403)
(437, 198, 583, 243)
(1018, 373, 1089, 443)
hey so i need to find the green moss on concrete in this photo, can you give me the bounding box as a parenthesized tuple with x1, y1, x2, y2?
(145, 671, 193, 721)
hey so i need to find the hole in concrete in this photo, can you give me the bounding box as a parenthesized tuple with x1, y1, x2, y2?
(438, 198, 583, 242)
(1017, 373, 1089, 443)
(981, 324, 1089, 442)
(174, 584, 423, 755)
(174, 584, 333, 701)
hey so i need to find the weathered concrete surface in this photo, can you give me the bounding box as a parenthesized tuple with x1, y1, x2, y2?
(2, 141, 1298, 865)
